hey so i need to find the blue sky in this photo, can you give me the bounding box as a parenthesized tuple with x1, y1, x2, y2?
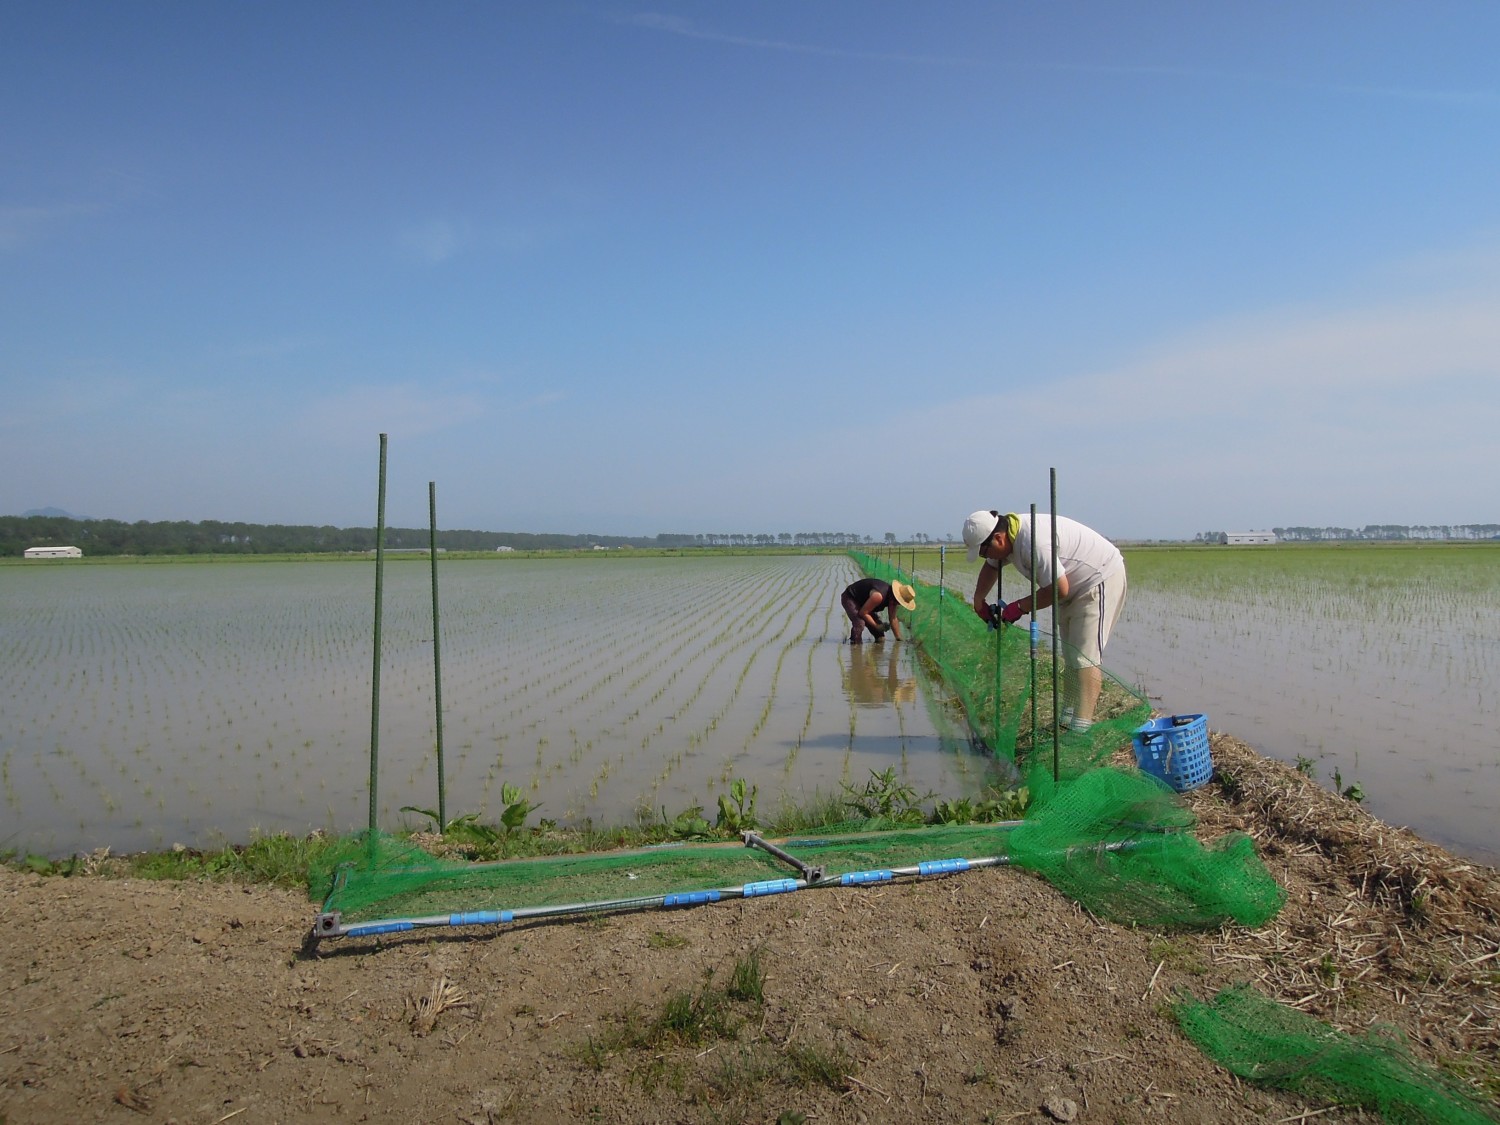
(3, 2, 1498, 540)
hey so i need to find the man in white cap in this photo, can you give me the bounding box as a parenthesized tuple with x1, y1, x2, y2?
(961, 510, 1127, 732)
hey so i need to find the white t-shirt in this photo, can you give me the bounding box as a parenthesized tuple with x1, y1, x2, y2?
(985, 513, 1124, 601)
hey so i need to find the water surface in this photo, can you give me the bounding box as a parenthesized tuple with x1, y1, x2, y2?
(1, 556, 994, 856)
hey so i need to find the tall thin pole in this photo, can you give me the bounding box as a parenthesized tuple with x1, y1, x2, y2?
(1029, 502, 1039, 751)
(937, 545, 946, 667)
(1050, 468, 1060, 783)
(368, 433, 388, 838)
(992, 566, 1002, 751)
(428, 481, 447, 831)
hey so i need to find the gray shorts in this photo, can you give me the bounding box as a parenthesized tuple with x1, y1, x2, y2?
(1059, 566, 1127, 670)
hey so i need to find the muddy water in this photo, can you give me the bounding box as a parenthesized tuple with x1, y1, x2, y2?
(1, 556, 1001, 857)
(1106, 588, 1500, 866)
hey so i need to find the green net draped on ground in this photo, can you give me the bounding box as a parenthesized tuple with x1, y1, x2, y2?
(1007, 766, 1284, 929)
(312, 766, 1283, 937)
(1174, 985, 1500, 1124)
(310, 552, 1286, 938)
(851, 551, 1152, 778)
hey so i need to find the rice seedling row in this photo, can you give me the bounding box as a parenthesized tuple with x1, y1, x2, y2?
(1, 555, 996, 857)
(1107, 543, 1500, 863)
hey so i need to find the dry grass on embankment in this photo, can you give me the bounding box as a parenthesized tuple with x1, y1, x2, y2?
(1158, 731, 1500, 1069)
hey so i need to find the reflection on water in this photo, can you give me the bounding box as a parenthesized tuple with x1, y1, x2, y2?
(843, 642, 918, 707)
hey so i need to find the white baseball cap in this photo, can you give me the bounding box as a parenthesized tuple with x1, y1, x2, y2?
(962, 510, 1000, 562)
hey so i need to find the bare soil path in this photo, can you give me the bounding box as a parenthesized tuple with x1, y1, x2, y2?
(3, 734, 1497, 1124)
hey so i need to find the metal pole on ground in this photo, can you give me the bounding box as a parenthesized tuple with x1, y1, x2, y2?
(1050, 468, 1060, 783)
(368, 433, 388, 839)
(428, 481, 446, 832)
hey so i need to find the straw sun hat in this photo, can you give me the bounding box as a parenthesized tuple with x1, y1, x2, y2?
(891, 581, 917, 611)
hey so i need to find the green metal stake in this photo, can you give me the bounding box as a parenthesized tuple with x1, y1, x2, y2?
(368, 433, 388, 841)
(428, 481, 446, 832)
(1050, 468, 1060, 784)
(992, 569, 1002, 752)
(1029, 502, 1039, 754)
(938, 545, 946, 669)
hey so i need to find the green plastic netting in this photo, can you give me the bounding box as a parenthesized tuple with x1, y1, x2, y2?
(1174, 985, 1500, 1124)
(851, 551, 1153, 778)
(312, 765, 1283, 936)
(314, 821, 1016, 925)
(311, 551, 1284, 940)
(1007, 765, 1285, 929)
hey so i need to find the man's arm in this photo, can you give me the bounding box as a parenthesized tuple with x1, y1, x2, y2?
(1016, 571, 1071, 614)
(972, 562, 999, 615)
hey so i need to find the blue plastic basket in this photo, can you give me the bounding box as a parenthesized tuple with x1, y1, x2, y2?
(1132, 714, 1212, 792)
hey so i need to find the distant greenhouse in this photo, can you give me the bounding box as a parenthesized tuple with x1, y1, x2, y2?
(23, 545, 83, 559)
(1220, 532, 1279, 546)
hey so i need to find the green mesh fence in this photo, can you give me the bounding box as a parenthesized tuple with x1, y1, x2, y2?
(851, 551, 1153, 779)
(310, 551, 1284, 943)
(314, 821, 1018, 927)
(311, 766, 1283, 938)
(1174, 985, 1500, 1125)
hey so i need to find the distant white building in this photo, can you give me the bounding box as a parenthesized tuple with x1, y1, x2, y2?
(495, 545, 515, 552)
(24, 545, 83, 559)
(1223, 531, 1278, 545)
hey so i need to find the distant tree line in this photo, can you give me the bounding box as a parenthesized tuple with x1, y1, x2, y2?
(664, 531, 881, 548)
(1, 516, 906, 557)
(1193, 524, 1500, 543)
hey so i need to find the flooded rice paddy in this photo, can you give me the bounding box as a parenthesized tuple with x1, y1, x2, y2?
(1106, 545, 1500, 866)
(4, 544, 1497, 866)
(895, 540, 1500, 866)
(1, 555, 992, 858)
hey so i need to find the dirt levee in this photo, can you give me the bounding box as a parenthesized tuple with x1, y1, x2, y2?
(3, 734, 1497, 1123)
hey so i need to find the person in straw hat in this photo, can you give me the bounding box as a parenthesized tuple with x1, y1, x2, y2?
(960, 509, 1127, 733)
(839, 576, 916, 644)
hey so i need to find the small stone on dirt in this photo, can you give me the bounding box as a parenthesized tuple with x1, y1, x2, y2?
(1044, 1095, 1079, 1121)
